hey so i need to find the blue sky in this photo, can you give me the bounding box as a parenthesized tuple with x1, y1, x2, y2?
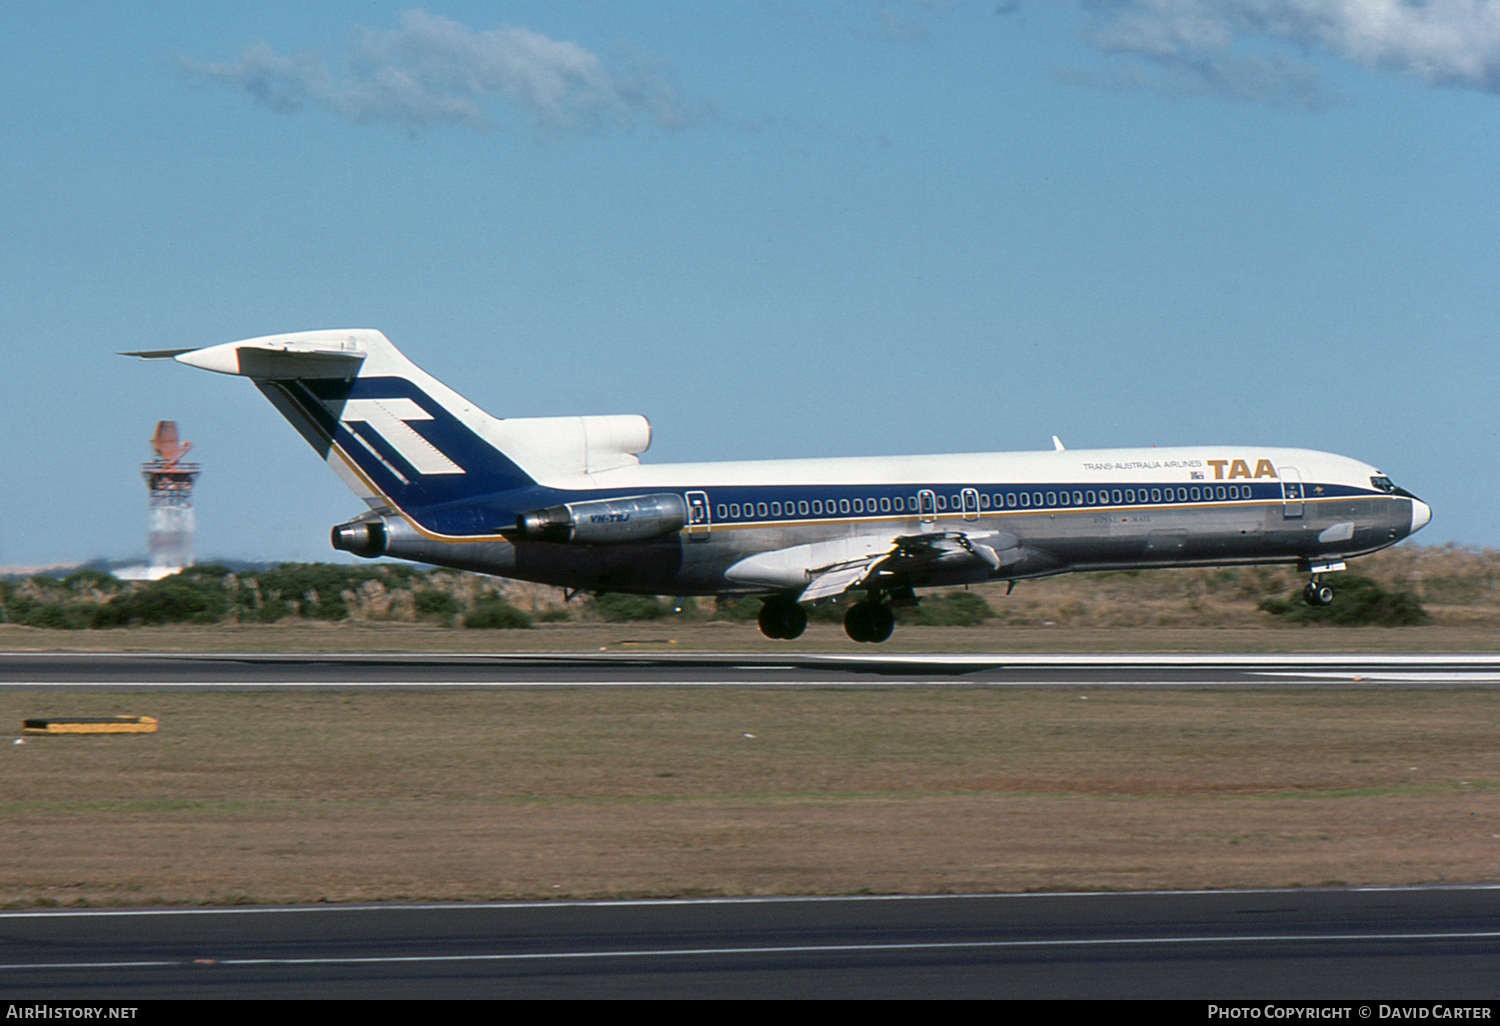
(2, 1, 1495, 568)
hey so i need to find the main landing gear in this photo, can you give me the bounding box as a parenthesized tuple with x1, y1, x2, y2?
(755, 595, 897, 643)
(842, 600, 894, 644)
(757, 596, 807, 640)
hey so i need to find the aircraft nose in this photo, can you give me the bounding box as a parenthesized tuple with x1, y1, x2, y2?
(1409, 498, 1432, 535)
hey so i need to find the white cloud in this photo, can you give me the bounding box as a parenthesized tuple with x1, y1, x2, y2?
(1072, 0, 1500, 107)
(181, 9, 710, 137)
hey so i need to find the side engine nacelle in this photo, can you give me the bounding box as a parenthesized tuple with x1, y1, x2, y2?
(514, 493, 687, 545)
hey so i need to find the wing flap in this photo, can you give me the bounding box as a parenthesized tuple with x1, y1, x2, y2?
(799, 558, 884, 603)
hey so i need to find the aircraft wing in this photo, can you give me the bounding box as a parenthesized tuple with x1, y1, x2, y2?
(797, 531, 1022, 602)
(726, 530, 1021, 600)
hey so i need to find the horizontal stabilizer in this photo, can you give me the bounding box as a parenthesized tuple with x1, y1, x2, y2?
(125, 334, 369, 378)
(173, 337, 367, 379)
(120, 348, 195, 360)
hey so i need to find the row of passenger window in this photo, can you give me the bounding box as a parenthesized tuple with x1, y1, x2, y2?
(713, 484, 1259, 522)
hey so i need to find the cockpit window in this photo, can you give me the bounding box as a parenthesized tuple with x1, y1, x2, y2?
(1371, 475, 1418, 499)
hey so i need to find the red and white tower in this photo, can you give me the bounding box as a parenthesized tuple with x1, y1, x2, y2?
(141, 422, 199, 577)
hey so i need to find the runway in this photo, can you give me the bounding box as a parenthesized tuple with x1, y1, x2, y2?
(1, 650, 1499, 688)
(4, 887, 1500, 999)
(5, 651, 1499, 998)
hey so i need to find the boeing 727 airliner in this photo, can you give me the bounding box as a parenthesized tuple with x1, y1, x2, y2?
(128, 329, 1431, 642)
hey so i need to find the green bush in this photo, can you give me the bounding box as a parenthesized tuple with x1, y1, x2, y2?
(1259, 575, 1429, 626)
(91, 573, 230, 627)
(20, 603, 96, 630)
(463, 600, 533, 629)
(592, 593, 668, 621)
(413, 589, 461, 621)
(61, 569, 117, 590)
(251, 563, 391, 620)
(898, 591, 994, 626)
(252, 598, 294, 623)
(712, 596, 764, 622)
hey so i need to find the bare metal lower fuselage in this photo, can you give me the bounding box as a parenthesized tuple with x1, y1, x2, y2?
(364, 487, 1418, 596)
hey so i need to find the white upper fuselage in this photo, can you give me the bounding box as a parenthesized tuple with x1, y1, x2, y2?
(574, 445, 1379, 493)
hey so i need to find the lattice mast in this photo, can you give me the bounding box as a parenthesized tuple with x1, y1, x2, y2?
(141, 421, 199, 575)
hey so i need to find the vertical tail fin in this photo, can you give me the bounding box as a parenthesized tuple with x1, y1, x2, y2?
(159, 329, 535, 518)
(130, 330, 654, 536)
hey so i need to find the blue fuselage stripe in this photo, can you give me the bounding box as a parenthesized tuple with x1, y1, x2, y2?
(411, 479, 1379, 539)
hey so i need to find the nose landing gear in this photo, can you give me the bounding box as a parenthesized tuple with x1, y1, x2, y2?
(1303, 580, 1336, 607)
(1299, 559, 1345, 608)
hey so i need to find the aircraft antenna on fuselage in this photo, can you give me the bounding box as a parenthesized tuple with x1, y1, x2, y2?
(1053, 436, 1066, 451)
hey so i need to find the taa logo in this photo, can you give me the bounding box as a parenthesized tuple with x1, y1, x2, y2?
(339, 398, 465, 476)
(1206, 458, 1278, 481)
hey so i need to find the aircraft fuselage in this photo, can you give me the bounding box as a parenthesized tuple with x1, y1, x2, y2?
(130, 329, 1431, 643)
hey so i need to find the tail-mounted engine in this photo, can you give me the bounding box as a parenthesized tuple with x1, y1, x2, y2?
(331, 519, 387, 557)
(514, 493, 687, 545)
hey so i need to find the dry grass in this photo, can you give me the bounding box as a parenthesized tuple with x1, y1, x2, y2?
(4, 688, 1500, 906)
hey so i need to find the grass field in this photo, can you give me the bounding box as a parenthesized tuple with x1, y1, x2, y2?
(2, 543, 1495, 907)
(5, 687, 1500, 906)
